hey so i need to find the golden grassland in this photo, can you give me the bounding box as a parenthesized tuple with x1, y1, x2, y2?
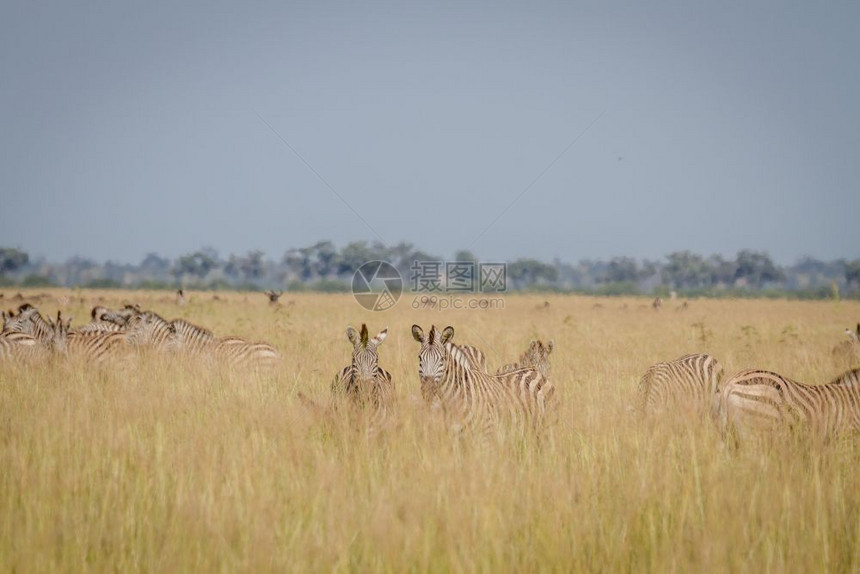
(2, 289, 860, 572)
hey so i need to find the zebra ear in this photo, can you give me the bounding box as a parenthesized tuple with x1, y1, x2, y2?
(546, 340, 554, 354)
(440, 326, 454, 344)
(529, 340, 539, 352)
(411, 324, 424, 343)
(346, 326, 359, 346)
(371, 328, 388, 347)
(360, 324, 369, 346)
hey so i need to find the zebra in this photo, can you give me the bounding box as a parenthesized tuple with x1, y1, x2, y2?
(634, 353, 724, 418)
(497, 340, 554, 379)
(330, 324, 394, 429)
(411, 324, 554, 437)
(211, 336, 279, 368)
(68, 305, 130, 333)
(170, 318, 217, 354)
(0, 332, 48, 362)
(716, 367, 860, 443)
(167, 316, 276, 367)
(1, 305, 70, 351)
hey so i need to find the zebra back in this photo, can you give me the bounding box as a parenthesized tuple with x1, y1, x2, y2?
(718, 368, 860, 441)
(65, 331, 133, 364)
(635, 353, 723, 417)
(0, 332, 48, 362)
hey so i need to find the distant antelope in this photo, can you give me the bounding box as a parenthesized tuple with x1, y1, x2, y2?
(652, 297, 663, 311)
(265, 290, 283, 304)
(676, 301, 689, 312)
(176, 289, 186, 306)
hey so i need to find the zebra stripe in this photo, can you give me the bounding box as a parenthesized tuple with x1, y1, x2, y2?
(0, 332, 48, 362)
(497, 340, 554, 379)
(212, 337, 279, 367)
(634, 353, 724, 417)
(331, 324, 394, 429)
(64, 331, 134, 364)
(170, 319, 217, 354)
(458, 345, 488, 373)
(2, 305, 69, 354)
(717, 368, 860, 441)
(412, 324, 554, 437)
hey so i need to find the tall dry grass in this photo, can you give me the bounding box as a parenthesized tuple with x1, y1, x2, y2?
(2, 290, 860, 572)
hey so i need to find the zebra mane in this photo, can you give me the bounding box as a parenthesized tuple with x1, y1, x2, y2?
(445, 342, 472, 372)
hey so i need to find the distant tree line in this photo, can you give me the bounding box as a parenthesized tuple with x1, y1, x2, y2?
(1, 243, 858, 299)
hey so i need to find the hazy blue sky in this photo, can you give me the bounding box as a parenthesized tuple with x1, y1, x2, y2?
(1, 1, 858, 264)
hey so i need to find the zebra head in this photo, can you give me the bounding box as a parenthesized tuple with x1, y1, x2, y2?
(523, 339, 554, 378)
(347, 324, 387, 384)
(91, 304, 140, 327)
(2, 304, 41, 334)
(124, 310, 177, 348)
(412, 324, 455, 401)
(46, 311, 72, 352)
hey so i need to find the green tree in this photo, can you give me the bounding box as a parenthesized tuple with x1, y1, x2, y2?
(604, 257, 639, 283)
(662, 251, 711, 290)
(508, 259, 558, 289)
(0, 247, 29, 274)
(173, 250, 218, 280)
(733, 250, 784, 288)
(845, 260, 860, 290)
(226, 250, 266, 281)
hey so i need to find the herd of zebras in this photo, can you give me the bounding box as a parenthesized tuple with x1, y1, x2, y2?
(0, 303, 278, 366)
(2, 300, 860, 445)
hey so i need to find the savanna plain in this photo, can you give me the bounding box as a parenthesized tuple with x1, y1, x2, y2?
(2, 289, 860, 572)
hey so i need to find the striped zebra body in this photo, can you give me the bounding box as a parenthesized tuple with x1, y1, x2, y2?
(73, 321, 124, 334)
(119, 310, 177, 351)
(718, 368, 860, 441)
(458, 345, 488, 373)
(170, 319, 217, 354)
(635, 353, 724, 417)
(0, 332, 48, 362)
(331, 325, 394, 429)
(497, 340, 554, 379)
(64, 331, 134, 364)
(213, 337, 279, 368)
(412, 325, 554, 437)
